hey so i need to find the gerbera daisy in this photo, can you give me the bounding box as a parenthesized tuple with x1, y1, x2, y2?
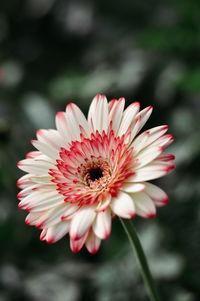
(17, 94, 175, 253)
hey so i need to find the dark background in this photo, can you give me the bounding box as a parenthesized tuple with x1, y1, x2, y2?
(0, 0, 200, 300)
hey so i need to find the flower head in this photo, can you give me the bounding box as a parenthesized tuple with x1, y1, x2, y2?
(17, 95, 175, 253)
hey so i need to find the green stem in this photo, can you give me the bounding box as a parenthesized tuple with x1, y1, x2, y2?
(119, 218, 161, 301)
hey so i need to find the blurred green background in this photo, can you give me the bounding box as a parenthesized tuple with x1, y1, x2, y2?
(0, 0, 200, 300)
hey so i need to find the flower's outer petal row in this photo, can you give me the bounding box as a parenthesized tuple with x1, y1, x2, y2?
(108, 98, 125, 134)
(88, 94, 109, 134)
(69, 205, 96, 240)
(142, 182, 169, 206)
(132, 191, 156, 218)
(110, 191, 135, 219)
(92, 208, 111, 240)
(117, 102, 140, 137)
(85, 229, 101, 254)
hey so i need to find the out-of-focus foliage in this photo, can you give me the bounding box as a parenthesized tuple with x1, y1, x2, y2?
(0, 0, 200, 300)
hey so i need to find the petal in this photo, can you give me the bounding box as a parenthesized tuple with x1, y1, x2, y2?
(66, 103, 89, 139)
(88, 94, 109, 133)
(135, 106, 153, 133)
(142, 182, 169, 206)
(40, 228, 48, 241)
(17, 158, 54, 174)
(70, 232, 88, 252)
(36, 203, 68, 228)
(132, 191, 156, 218)
(92, 208, 111, 240)
(142, 125, 169, 148)
(55, 111, 74, 143)
(45, 221, 70, 243)
(18, 190, 64, 211)
(17, 174, 33, 189)
(128, 163, 175, 182)
(148, 134, 174, 149)
(25, 210, 47, 225)
(26, 151, 42, 159)
(130, 131, 150, 155)
(69, 205, 96, 240)
(36, 129, 66, 150)
(110, 191, 135, 219)
(109, 98, 125, 134)
(31, 140, 58, 160)
(117, 102, 140, 136)
(17, 184, 38, 200)
(85, 230, 101, 254)
(134, 146, 163, 169)
(122, 183, 146, 193)
(61, 204, 79, 220)
(95, 194, 111, 212)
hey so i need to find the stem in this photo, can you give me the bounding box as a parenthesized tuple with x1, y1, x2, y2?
(119, 218, 161, 301)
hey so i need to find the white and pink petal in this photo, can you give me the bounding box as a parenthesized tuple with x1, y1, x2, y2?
(85, 230, 101, 254)
(92, 208, 111, 240)
(69, 205, 96, 240)
(142, 182, 169, 206)
(45, 221, 70, 243)
(132, 191, 156, 218)
(110, 191, 135, 219)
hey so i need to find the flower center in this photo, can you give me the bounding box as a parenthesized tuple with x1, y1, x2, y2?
(50, 129, 135, 206)
(88, 167, 103, 182)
